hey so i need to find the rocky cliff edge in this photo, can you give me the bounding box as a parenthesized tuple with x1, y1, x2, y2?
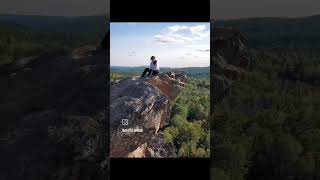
(110, 72, 187, 157)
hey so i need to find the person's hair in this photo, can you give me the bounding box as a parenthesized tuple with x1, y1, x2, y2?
(151, 56, 155, 60)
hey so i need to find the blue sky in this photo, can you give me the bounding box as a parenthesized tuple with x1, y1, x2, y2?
(110, 23, 210, 68)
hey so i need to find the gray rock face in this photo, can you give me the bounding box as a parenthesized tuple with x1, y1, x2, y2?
(211, 27, 250, 107)
(0, 47, 109, 180)
(110, 72, 187, 157)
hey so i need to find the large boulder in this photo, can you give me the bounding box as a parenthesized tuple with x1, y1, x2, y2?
(211, 27, 250, 107)
(0, 47, 109, 180)
(110, 72, 187, 157)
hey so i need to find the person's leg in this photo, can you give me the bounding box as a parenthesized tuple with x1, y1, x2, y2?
(152, 71, 159, 77)
(141, 68, 150, 77)
(147, 69, 152, 77)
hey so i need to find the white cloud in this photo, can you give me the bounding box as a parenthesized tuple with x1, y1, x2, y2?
(154, 24, 209, 44)
(184, 44, 210, 54)
(195, 49, 210, 52)
(126, 23, 137, 25)
(184, 44, 209, 48)
(128, 49, 136, 56)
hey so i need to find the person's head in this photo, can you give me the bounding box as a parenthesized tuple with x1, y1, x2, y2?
(150, 56, 156, 61)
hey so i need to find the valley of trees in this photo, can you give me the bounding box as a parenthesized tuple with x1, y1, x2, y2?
(163, 75, 210, 157)
(215, 15, 320, 49)
(211, 49, 320, 180)
(0, 22, 103, 66)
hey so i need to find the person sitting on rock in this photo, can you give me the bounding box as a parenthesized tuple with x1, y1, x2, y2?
(141, 56, 160, 78)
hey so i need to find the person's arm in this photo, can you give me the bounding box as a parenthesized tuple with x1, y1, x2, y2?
(155, 61, 160, 71)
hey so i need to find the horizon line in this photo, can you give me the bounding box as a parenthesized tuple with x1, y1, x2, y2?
(111, 66, 210, 68)
(213, 13, 320, 21)
(0, 13, 109, 18)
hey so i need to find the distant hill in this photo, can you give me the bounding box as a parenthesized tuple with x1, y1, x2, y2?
(0, 14, 108, 39)
(0, 14, 108, 65)
(214, 15, 320, 49)
(111, 66, 209, 77)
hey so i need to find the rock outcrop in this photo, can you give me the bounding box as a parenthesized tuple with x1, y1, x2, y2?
(211, 27, 250, 107)
(110, 72, 187, 157)
(0, 46, 109, 180)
